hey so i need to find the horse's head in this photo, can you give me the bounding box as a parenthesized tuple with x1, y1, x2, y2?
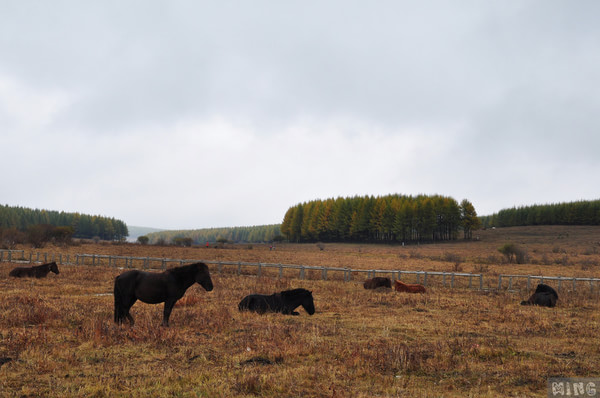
(49, 262, 59, 274)
(194, 263, 214, 292)
(302, 291, 315, 315)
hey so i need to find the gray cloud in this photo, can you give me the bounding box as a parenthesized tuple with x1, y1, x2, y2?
(1, 1, 598, 229)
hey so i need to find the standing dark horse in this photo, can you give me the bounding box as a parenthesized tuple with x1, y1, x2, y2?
(238, 288, 315, 315)
(521, 283, 558, 308)
(114, 262, 213, 327)
(364, 277, 392, 289)
(9, 262, 60, 278)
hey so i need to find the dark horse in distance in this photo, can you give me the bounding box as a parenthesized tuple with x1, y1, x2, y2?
(9, 262, 60, 278)
(238, 288, 315, 315)
(364, 277, 392, 289)
(521, 283, 558, 308)
(114, 262, 213, 327)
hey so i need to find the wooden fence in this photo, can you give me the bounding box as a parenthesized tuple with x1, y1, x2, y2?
(2, 249, 599, 293)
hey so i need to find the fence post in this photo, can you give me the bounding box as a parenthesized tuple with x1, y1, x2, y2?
(527, 276, 531, 291)
(300, 266, 305, 280)
(257, 263, 262, 278)
(423, 272, 428, 286)
(558, 278, 562, 291)
(572, 278, 576, 291)
(237, 262, 241, 276)
(451, 273, 455, 288)
(28, 252, 32, 263)
(278, 264, 283, 279)
(479, 274, 483, 290)
(322, 267, 327, 281)
(218, 261, 223, 274)
(508, 277, 513, 291)
(469, 275, 473, 289)
(498, 275, 502, 290)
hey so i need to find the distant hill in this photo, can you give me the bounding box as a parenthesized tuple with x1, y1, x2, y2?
(146, 224, 281, 244)
(127, 226, 168, 242)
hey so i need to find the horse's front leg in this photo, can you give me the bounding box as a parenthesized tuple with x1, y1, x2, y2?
(162, 300, 177, 327)
(283, 306, 300, 316)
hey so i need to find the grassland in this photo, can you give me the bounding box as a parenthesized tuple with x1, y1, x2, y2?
(1, 226, 599, 397)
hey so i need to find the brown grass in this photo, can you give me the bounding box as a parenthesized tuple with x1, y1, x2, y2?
(0, 226, 599, 397)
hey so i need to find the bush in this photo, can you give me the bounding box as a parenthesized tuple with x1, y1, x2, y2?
(52, 226, 74, 246)
(498, 243, 528, 264)
(137, 236, 149, 245)
(0, 228, 26, 249)
(27, 224, 55, 248)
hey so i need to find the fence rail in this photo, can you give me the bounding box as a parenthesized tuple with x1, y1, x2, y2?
(2, 249, 599, 293)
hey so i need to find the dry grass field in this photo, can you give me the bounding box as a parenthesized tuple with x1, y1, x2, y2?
(1, 226, 600, 397)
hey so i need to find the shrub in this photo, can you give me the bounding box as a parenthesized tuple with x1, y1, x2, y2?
(137, 236, 150, 245)
(0, 228, 26, 249)
(27, 224, 55, 248)
(52, 226, 74, 246)
(498, 243, 528, 264)
(443, 252, 464, 271)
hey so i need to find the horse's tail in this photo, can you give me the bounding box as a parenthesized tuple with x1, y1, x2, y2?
(114, 276, 125, 323)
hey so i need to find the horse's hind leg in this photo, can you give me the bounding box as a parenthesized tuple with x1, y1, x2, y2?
(125, 298, 137, 326)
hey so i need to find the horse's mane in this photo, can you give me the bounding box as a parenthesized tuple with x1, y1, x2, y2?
(280, 288, 311, 299)
(168, 262, 206, 275)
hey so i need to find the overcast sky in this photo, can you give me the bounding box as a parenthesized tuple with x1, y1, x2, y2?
(1, 1, 599, 230)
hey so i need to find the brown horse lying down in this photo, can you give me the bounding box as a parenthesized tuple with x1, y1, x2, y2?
(394, 280, 426, 293)
(521, 283, 558, 308)
(9, 262, 60, 278)
(364, 277, 392, 289)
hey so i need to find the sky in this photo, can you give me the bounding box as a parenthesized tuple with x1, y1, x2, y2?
(1, 1, 599, 231)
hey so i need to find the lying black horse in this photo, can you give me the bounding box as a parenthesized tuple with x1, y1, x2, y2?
(364, 277, 391, 289)
(238, 288, 315, 315)
(9, 262, 60, 278)
(521, 283, 558, 308)
(114, 262, 213, 326)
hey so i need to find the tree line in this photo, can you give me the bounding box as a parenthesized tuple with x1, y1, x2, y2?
(280, 194, 480, 244)
(480, 200, 600, 228)
(145, 224, 282, 245)
(0, 204, 128, 241)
